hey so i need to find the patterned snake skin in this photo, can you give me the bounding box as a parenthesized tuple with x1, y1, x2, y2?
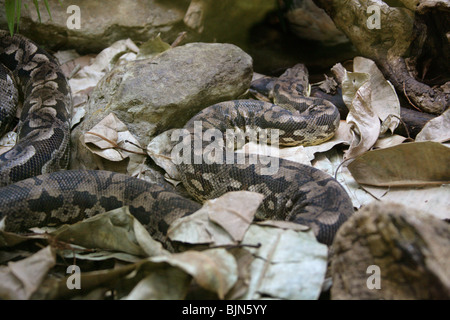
(0, 30, 72, 186)
(0, 31, 353, 248)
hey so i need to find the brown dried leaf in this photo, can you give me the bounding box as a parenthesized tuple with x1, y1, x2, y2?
(208, 191, 263, 242)
(150, 249, 238, 299)
(353, 56, 401, 133)
(0, 246, 55, 300)
(51, 207, 168, 258)
(348, 141, 450, 187)
(416, 108, 450, 143)
(342, 71, 380, 159)
(168, 191, 263, 245)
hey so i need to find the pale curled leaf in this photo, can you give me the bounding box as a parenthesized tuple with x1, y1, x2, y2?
(0, 132, 17, 156)
(125, 266, 191, 300)
(82, 113, 147, 175)
(168, 191, 262, 245)
(150, 249, 238, 299)
(373, 134, 408, 149)
(51, 206, 168, 257)
(167, 204, 234, 246)
(347, 141, 450, 187)
(416, 108, 450, 143)
(225, 248, 255, 300)
(361, 184, 450, 220)
(147, 129, 180, 180)
(83, 113, 144, 161)
(208, 191, 263, 242)
(256, 220, 310, 231)
(58, 249, 143, 263)
(241, 225, 327, 300)
(353, 56, 401, 133)
(342, 71, 380, 159)
(0, 246, 55, 300)
(69, 39, 139, 93)
(71, 105, 86, 128)
(314, 150, 376, 209)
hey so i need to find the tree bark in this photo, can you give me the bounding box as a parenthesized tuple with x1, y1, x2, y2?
(313, 0, 449, 115)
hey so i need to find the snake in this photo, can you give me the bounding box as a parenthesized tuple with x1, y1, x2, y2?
(0, 31, 354, 249)
(0, 30, 71, 185)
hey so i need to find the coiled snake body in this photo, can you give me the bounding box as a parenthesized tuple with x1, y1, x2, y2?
(0, 30, 71, 185)
(0, 31, 353, 248)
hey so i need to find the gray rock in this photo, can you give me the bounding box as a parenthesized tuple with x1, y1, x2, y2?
(71, 42, 253, 170)
(0, 0, 276, 54)
(0, 0, 188, 53)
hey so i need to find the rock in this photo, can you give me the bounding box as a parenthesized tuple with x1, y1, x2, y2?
(0, 0, 276, 54)
(0, 0, 188, 53)
(331, 202, 450, 300)
(285, 0, 348, 46)
(71, 42, 253, 170)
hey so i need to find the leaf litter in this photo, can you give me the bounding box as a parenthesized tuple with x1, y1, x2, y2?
(1, 37, 449, 300)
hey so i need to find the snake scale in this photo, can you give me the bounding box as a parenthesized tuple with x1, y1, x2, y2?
(0, 31, 353, 248)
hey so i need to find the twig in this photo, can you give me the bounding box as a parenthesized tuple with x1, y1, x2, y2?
(171, 32, 187, 48)
(403, 81, 422, 112)
(389, 114, 411, 140)
(204, 243, 262, 251)
(334, 157, 354, 181)
(85, 132, 147, 155)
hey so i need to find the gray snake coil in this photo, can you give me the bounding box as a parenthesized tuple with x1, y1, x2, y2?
(0, 31, 353, 248)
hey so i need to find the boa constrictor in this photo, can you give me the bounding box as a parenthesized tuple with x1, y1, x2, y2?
(0, 31, 353, 248)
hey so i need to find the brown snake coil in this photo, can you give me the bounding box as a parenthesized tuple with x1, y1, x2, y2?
(0, 31, 353, 248)
(0, 30, 71, 186)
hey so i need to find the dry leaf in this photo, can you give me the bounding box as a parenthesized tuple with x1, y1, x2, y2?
(69, 39, 139, 93)
(416, 108, 450, 143)
(256, 220, 310, 231)
(167, 203, 234, 246)
(0, 246, 55, 299)
(208, 191, 263, 242)
(225, 248, 255, 300)
(0, 132, 17, 156)
(168, 191, 263, 246)
(342, 71, 380, 159)
(84, 113, 143, 161)
(150, 249, 238, 299)
(71, 106, 86, 129)
(353, 57, 401, 133)
(373, 134, 408, 149)
(136, 34, 171, 60)
(347, 141, 450, 187)
(58, 248, 143, 263)
(51, 206, 168, 258)
(361, 185, 450, 220)
(35, 263, 136, 300)
(314, 150, 376, 209)
(241, 225, 327, 300)
(125, 266, 191, 300)
(82, 113, 147, 175)
(147, 129, 180, 180)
